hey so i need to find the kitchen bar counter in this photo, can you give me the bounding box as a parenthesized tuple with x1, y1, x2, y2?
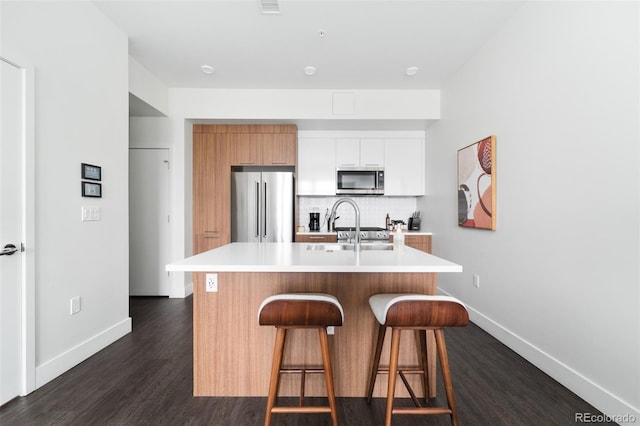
(167, 242, 462, 398)
(167, 242, 460, 273)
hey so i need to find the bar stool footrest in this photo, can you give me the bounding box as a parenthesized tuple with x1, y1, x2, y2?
(271, 406, 333, 414)
(392, 407, 453, 416)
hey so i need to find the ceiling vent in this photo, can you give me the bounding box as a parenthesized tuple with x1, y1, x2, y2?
(259, 0, 280, 14)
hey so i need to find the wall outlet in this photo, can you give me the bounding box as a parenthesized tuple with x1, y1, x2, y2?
(327, 326, 335, 335)
(70, 296, 81, 315)
(473, 274, 480, 288)
(205, 273, 218, 292)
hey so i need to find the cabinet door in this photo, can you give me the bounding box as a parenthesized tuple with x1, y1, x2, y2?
(262, 133, 296, 165)
(193, 134, 218, 236)
(384, 138, 425, 196)
(231, 133, 260, 165)
(404, 235, 432, 253)
(193, 133, 230, 254)
(298, 137, 336, 195)
(335, 138, 360, 167)
(296, 234, 338, 243)
(360, 138, 384, 167)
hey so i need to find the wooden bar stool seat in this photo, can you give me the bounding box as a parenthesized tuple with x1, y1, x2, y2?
(258, 293, 344, 426)
(365, 294, 469, 426)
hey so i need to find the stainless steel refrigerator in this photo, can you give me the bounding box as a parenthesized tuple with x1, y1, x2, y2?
(231, 170, 294, 243)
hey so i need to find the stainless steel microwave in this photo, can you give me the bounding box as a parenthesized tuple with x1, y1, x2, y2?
(336, 167, 384, 195)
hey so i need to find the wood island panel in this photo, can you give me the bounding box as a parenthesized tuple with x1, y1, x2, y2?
(193, 271, 438, 398)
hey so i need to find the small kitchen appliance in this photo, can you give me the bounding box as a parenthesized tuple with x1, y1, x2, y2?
(309, 212, 320, 231)
(336, 167, 384, 195)
(408, 211, 421, 231)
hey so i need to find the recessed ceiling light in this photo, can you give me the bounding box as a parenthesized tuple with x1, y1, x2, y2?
(406, 66, 419, 76)
(201, 65, 215, 74)
(304, 66, 316, 76)
(318, 30, 326, 38)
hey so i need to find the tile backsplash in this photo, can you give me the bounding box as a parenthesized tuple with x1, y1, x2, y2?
(298, 196, 418, 231)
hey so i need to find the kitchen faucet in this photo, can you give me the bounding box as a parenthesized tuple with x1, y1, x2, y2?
(329, 198, 361, 252)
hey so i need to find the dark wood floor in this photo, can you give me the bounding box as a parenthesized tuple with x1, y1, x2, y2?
(1, 296, 613, 425)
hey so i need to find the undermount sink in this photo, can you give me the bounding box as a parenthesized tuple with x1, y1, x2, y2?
(306, 243, 394, 252)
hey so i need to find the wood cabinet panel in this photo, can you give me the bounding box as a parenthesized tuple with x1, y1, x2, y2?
(231, 132, 296, 166)
(193, 134, 230, 254)
(404, 234, 432, 253)
(262, 133, 296, 165)
(296, 234, 338, 243)
(193, 271, 437, 397)
(194, 125, 298, 255)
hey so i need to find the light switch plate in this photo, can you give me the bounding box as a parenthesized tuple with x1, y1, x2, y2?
(81, 206, 101, 221)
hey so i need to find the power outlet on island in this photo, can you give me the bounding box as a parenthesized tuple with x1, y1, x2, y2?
(206, 273, 218, 292)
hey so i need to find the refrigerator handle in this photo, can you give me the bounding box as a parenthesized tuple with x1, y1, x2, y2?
(255, 181, 260, 238)
(263, 182, 268, 238)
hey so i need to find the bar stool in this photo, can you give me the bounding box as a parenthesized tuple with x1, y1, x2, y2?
(258, 293, 344, 426)
(365, 294, 469, 426)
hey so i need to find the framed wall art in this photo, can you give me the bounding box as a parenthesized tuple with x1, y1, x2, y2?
(82, 181, 102, 198)
(81, 163, 101, 181)
(457, 135, 496, 230)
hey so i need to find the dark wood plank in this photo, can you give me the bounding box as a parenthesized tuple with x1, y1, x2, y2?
(0, 296, 615, 425)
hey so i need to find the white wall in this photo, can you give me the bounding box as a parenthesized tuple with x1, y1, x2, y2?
(170, 89, 439, 120)
(421, 2, 639, 421)
(129, 56, 169, 116)
(2, 2, 131, 388)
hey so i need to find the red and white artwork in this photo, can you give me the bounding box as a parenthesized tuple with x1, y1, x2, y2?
(457, 136, 496, 230)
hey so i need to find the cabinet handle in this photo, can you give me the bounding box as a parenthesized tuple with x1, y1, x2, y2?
(308, 236, 326, 240)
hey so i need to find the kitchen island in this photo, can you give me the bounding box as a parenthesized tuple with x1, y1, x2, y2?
(166, 242, 462, 398)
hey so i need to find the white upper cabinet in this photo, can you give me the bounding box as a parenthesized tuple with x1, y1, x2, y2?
(384, 138, 424, 196)
(298, 131, 424, 196)
(298, 137, 336, 195)
(359, 139, 385, 167)
(336, 138, 384, 168)
(335, 138, 360, 167)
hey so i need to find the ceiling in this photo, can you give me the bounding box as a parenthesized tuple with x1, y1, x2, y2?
(95, 0, 524, 91)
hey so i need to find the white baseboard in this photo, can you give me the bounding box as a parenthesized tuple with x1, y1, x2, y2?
(438, 289, 639, 424)
(169, 273, 193, 298)
(35, 317, 132, 390)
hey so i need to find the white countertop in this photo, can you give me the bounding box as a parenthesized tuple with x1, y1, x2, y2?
(166, 242, 462, 273)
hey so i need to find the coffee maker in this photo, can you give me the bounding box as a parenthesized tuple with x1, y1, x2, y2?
(309, 212, 320, 231)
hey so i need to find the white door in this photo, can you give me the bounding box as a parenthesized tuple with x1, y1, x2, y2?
(1, 59, 25, 405)
(129, 149, 170, 296)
